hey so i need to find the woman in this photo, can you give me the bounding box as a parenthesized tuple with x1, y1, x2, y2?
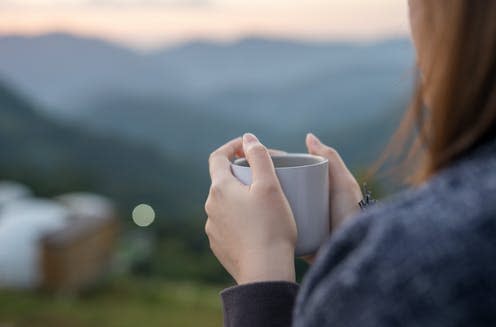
(204, 1, 496, 326)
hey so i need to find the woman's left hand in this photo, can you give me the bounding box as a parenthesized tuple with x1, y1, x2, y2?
(205, 133, 297, 285)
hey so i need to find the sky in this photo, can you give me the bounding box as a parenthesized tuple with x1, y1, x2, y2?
(0, 0, 409, 50)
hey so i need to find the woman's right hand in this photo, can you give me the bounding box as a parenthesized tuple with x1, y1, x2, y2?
(234, 133, 363, 264)
(306, 133, 363, 231)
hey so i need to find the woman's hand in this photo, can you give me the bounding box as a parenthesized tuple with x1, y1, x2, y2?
(300, 133, 362, 264)
(306, 133, 362, 229)
(233, 133, 362, 230)
(205, 133, 297, 285)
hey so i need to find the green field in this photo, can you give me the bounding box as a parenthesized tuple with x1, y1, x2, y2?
(0, 278, 225, 327)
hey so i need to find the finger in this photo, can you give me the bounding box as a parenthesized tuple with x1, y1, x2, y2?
(306, 133, 352, 175)
(204, 219, 211, 236)
(242, 133, 279, 185)
(209, 137, 243, 182)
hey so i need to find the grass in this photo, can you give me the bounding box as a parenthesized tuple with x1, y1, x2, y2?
(0, 277, 225, 327)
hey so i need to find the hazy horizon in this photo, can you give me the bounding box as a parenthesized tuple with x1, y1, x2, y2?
(0, 0, 409, 50)
(0, 29, 411, 54)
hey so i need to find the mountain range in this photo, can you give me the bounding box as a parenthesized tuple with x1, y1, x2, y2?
(0, 33, 414, 169)
(0, 33, 414, 113)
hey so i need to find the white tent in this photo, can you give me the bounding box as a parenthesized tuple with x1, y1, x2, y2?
(0, 199, 69, 289)
(0, 181, 32, 210)
(56, 192, 115, 220)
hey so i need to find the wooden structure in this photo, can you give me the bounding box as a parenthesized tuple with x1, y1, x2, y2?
(40, 215, 119, 293)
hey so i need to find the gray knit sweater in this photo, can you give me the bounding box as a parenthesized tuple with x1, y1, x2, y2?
(221, 138, 496, 327)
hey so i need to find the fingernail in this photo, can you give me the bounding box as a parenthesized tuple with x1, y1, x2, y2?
(243, 133, 259, 145)
(307, 133, 321, 146)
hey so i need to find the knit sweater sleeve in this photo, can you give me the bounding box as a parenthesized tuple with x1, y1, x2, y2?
(221, 281, 299, 327)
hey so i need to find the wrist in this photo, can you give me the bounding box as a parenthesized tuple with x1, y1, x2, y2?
(236, 243, 296, 285)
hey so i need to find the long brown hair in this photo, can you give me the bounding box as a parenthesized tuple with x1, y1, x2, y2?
(383, 1, 496, 184)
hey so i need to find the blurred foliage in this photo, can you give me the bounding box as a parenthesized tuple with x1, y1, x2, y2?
(0, 278, 223, 327)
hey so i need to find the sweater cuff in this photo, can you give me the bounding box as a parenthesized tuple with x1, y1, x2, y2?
(221, 281, 299, 327)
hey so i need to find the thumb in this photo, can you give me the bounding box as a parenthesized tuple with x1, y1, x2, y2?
(243, 133, 279, 185)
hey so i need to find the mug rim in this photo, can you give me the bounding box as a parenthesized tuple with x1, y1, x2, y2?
(232, 153, 328, 170)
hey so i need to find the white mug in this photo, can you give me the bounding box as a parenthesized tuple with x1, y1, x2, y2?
(231, 154, 330, 256)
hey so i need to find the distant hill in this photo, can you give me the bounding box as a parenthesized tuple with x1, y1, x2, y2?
(0, 80, 204, 222)
(151, 37, 413, 96)
(0, 33, 164, 112)
(0, 33, 412, 167)
(0, 32, 412, 180)
(0, 33, 414, 116)
(75, 90, 404, 173)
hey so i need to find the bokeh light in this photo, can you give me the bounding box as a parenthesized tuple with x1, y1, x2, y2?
(132, 203, 155, 227)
